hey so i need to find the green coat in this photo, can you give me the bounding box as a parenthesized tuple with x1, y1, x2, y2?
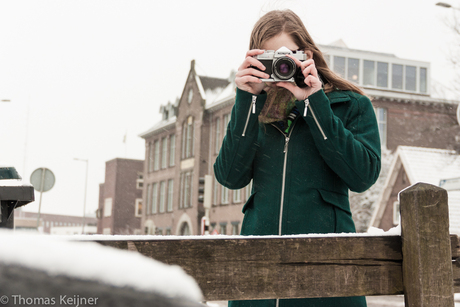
(214, 88, 381, 307)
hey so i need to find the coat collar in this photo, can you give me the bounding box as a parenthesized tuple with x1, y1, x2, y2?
(326, 90, 352, 104)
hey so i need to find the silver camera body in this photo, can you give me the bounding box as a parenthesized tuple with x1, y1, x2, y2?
(253, 46, 307, 87)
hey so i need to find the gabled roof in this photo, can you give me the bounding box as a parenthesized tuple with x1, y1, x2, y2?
(140, 62, 235, 139)
(195, 74, 232, 107)
(370, 146, 460, 234)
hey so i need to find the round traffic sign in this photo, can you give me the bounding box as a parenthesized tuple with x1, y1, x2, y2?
(30, 168, 55, 192)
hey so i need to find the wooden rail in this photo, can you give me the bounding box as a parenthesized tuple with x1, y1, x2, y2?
(95, 183, 459, 306)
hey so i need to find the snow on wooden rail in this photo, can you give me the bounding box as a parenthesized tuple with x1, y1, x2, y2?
(90, 183, 459, 306)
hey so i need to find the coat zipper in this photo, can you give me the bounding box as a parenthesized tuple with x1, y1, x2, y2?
(271, 123, 296, 307)
(270, 123, 296, 236)
(242, 95, 257, 137)
(304, 98, 327, 140)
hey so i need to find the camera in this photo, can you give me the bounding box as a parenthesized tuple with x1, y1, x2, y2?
(253, 46, 308, 88)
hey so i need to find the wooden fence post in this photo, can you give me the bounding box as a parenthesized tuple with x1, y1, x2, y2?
(399, 182, 454, 306)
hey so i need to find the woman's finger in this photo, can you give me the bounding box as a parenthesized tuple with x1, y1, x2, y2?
(239, 55, 267, 71)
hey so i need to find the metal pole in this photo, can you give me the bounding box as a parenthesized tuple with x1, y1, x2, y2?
(36, 168, 45, 229)
(82, 160, 88, 234)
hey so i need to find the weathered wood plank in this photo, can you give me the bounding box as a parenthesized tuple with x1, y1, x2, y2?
(93, 234, 460, 299)
(400, 183, 454, 307)
(454, 259, 460, 293)
(95, 236, 403, 300)
(452, 234, 460, 259)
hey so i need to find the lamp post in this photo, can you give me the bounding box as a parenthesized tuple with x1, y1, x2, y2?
(436, 2, 460, 10)
(74, 158, 88, 234)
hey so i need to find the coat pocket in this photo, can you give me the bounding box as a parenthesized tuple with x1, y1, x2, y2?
(317, 189, 350, 213)
(318, 189, 356, 233)
(242, 192, 257, 214)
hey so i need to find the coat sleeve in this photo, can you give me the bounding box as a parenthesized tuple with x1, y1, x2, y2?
(213, 88, 267, 190)
(295, 89, 381, 193)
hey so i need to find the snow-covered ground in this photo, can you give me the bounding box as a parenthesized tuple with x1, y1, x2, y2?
(0, 229, 202, 302)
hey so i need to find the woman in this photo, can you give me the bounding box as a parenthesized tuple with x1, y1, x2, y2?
(214, 9, 380, 307)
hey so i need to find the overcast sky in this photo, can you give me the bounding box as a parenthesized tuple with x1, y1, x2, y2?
(1, 0, 458, 217)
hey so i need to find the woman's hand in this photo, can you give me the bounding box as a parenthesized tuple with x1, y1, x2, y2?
(235, 49, 270, 95)
(276, 56, 322, 101)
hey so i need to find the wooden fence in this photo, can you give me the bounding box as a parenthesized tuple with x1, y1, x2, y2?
(95, 183, 460, 306)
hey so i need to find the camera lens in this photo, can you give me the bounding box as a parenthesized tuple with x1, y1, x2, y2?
(273, 57, 296, 80)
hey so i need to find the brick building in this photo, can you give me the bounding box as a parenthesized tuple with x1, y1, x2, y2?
(96, 158, 144, 235)
(140, 41, 460, 235)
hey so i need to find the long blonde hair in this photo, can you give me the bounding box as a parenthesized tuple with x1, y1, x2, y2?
(250, 10, 365, 95)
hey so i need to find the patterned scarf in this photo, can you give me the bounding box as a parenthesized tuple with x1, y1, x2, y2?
(258, 87, 297, 125)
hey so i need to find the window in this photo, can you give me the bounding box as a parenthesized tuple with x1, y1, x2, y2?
(221, 186, 229, 205)
(169, 134, 175, 166)
(165, 228, 172, 235)
(180, 171, 193, 208)
(146, 184, 151, 215)
(363, 60, 375, 86)
(167, 179, 174, 212)
(151, 183, 158, 214)
(233, 189, 242, 203)
(159, 181, 166, 213)
(393, 201, 400, 225)
(156, 228, 163, 235)
(245, 180, 253, 201)
(135, 198, 142, 217)
(215, 117, 221, 154)
(161, 137, 168, 169)
(405, 65, 416, 91)
(223, 114, 230, 132)
(333, 56, 345, 78)
(187, 88, 193, 103)
(324, 54, 331, 67)
(219, 222, 227, 235)
(420, 68, 427, 93)
(182, 117, 194, 159)
(136, 173, 143, 189)
(374, 108, 387, 148)
(377, 62, 388, 88)
(148, 143, 154, 172)
(154, 140, 160, 171)
(231, 222, 240, 235)
(104, 198, 112, 217)
(213, 176, 219, 206)
(392, 64, 403, 90)
(347, 58, 359, 83)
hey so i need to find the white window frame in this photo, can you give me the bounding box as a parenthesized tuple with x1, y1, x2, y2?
(103, 198, 112, 217)
(167, 179, 174, 212)
(135, 198, 142, 217)
(169, 134, 175, 166)
(221, 186, 229, 205)
(161, 137, 168, 169)
(154, 140, 160, 171)
(393, 201, 400, 225)
(215, 117, 221, 154)
(233, 189, 242, 203)
(151, 183, 158, 214)
(159, 181, 166, 213)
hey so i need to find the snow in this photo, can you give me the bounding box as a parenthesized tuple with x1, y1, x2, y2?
(72, 226, 400, 242)
(0, 179, 32, 187)
(0, 230, 202, 302)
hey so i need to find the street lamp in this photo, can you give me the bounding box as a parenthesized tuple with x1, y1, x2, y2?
(436, 2, 460, 10)
(74, 158, 88, 234)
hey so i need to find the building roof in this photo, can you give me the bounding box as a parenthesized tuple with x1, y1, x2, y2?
(139, 70, 234, 139)
(370, 146, 460, 235)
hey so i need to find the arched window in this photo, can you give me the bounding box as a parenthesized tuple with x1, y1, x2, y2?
(180, 222, 191, 236)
